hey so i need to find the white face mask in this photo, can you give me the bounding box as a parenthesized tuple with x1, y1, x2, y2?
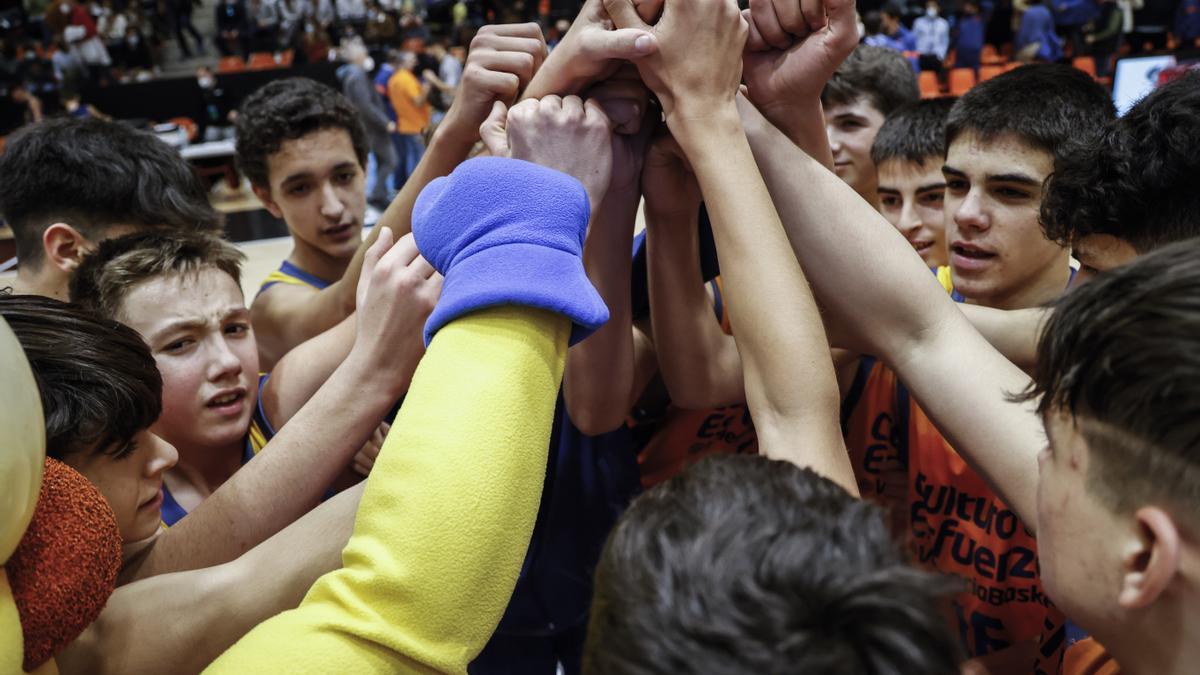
(60, 4, 71, 14)
(927, 6, 939, 16)
(362, 56, 375, 71)
(198, 76, 214, 88)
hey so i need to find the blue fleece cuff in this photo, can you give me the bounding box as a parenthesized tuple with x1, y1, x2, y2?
(412, 156, 609, 346)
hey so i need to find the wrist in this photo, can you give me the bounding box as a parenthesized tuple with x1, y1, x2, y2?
(431, 109, 480, 154)
(670, 104, 743, 157)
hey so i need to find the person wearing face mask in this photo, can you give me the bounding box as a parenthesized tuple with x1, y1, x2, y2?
(337, 39, 398, 211)
(195, 66, 236, 141)
(913, 0, 950, 72)
(215, 0, 249, 59)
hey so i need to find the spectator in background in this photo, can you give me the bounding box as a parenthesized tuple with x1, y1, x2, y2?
(62, 0, 111, 78)
(880, 2, 917, 50)
(422, 37, 459, 120)
(170, 0, 205, 57)
(337, 39, 396, 210)
(335, 0, 367, 39)
(1178, 0, 1200, 48)
(1016, 0, 1063, 60)
(1053, 0, 1098, 57)
(123, 23, 155, 73)
(363, 0, 397, 46)
(196, 65, 236, 140)
(278, 0, 309, 51)
(1085, 0, 1123, 77)
(313, 0, 336, 33)
(300, 17, 332, 62)
(251, 0, 281, 51)
(913, 0, 949, 70)
(863, 11, 890, 46)
(955, 0, 986, 70)
(215, 0, 249, 58)
(50, 36, 87, 91)
(97, 0, 128, 66)
(385, 49, 429, 191)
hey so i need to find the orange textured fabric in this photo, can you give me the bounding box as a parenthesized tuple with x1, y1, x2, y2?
(5, 458, 122, 671)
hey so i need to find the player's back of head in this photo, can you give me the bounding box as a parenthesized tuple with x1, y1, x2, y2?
(946, 64, 1114, 165)
(584, 455, 962, 674)
(822, 44, 920, 117)
(0, 294, 161, 462)
(1022, 237, 1200, 520)
(872, 96, 957, 168)
(0, 117, 221, 269)
(1040, 71, 1200, 253)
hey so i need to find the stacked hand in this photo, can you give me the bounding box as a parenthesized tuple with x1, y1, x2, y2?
(642, 131, 700, 219)
(439, 23, 549, 146)
(480, 96, 615, 212)
(741, 0, 859, 134)
(585, 65, 656, 195)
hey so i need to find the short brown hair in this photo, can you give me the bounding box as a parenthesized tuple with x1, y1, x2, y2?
(69, 231, 245, 321)
(821, 45, 920, 117)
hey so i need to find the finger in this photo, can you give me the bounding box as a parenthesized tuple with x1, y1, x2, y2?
(384, 232, 422, 267)
(743, 8, 770, 52)
(472, 49, 538, 88)
(379, 421, 390, 435)
(409, 254, 437, 279)
(476, 21, 543, 39)
(562, 94, 586, 121)
(580, 26, 658, 61)
(825, 0, 858, 41)
(799, 0, 827, 33)
(749, 0, 793, 50)
(539, 94, 564, 116)
(362, 226, 394, 282)
(472, 34, 546, 62)
(480, 101, 510, 156)
(633, 0, 664, 22)
(471, 68, 523, 105)
(602, 0, 652, 30)
(584, 97, 615, 131)
(771, 0, 808, 34)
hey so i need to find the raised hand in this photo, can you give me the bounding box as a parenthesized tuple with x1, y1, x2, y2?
(480, 97, 614, 212)
(439, 23, 548, 147)
(742, 0, 859, 135)
(353, 229, 442, 384)
(584, 65, 655, 195)
(522, 0, 660, 101)
(603, 0, 747, 130)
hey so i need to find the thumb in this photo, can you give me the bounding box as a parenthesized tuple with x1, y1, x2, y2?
(479, 101, 511, 157)
(358, 226, 394, 302)
(582, 27, 659, 60)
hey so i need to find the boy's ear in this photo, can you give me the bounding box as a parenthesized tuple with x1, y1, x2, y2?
(1117, 506, 1181, 610)
(42, 223, 89, 274)
(252, 183, 284, 220)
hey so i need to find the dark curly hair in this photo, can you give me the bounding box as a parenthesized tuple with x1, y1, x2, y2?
(822, 45, 921, 117)
(1, 294, 162, 461)
(584, 455, 963, 674)
(946, 64, 1114, 171)
(0, 118, 221, 269)
(234, 77, 369, 188)
(1040, 71, 1200, 251)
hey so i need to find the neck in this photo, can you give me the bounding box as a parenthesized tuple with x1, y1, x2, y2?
(1101, 595, 1200, 675)
(967, 256, 1071, 310)
(11, 268, 69, 300)
(288, 240, 349, 284)
(170, 437, 244, 495)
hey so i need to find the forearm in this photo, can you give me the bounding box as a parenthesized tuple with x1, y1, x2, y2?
(207, 307, 569, 673)
(564, 189, 637, 434)
(645, 206, 746, 409)
(130, 352, 396, 579)
(758, 96, 834, 170)
(374, 122, 476, 239)
(67, 486, 361, 675)
(958, 305, 1045, 373)
(675, 108, 855, 493)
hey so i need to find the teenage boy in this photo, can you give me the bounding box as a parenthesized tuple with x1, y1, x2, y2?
(591, 0, 960, 670)
(871, 97, 956, 269)
(69, 230, 435, 536)
(820, 44, 919, 206)
(0, 117, 221, 301)
(237, 24, 568, 369)
(0, 293, 363, 674)
(738, 69, 1200, 675)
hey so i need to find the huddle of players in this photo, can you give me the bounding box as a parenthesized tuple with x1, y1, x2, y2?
(2, 0, 1200, 669)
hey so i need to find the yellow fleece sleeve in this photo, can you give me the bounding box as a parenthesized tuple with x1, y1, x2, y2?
(2, 571, 24, 673)
(206, 305, 569, 674)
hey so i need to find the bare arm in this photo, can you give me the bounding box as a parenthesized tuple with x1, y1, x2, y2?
(60, 484, 362, 675)
(643, 138, 745, 409)
(610, 0, 856, 491)
(958, 304, 1046, 373)
(739, 96, 1043, 528)
(563, 186, 638, 434)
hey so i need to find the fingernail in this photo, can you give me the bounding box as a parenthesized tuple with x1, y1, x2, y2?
(635, 35, 654, 52)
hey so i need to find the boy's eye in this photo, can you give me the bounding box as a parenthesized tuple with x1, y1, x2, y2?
(880, 195, 901, 208)
(335, 171, 356, 184)
(163, 338, 192, 353)
(225, 323, 249, 336)
(995, 186, 1031, 199)
(919, 191, 945, 206)
(288, 183, 311, 196)
(945, 179, 968, 192)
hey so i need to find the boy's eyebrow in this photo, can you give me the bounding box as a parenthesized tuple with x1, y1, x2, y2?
(281, 161, 358, 186)
(915, 182, 947, 192)
(148, 306, 249, 338)
(987, 172, 1041, 186)
(941, 165, 966, 178)
(877, 186, 902, 194)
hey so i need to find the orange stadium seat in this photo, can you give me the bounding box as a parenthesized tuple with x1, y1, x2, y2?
(919, 70, 941, 98)
(217, 56, 245, 73)
(979, 64, 1006, 82)
(948, 68, 977, 95)
(1073, 56, 1097, 78)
